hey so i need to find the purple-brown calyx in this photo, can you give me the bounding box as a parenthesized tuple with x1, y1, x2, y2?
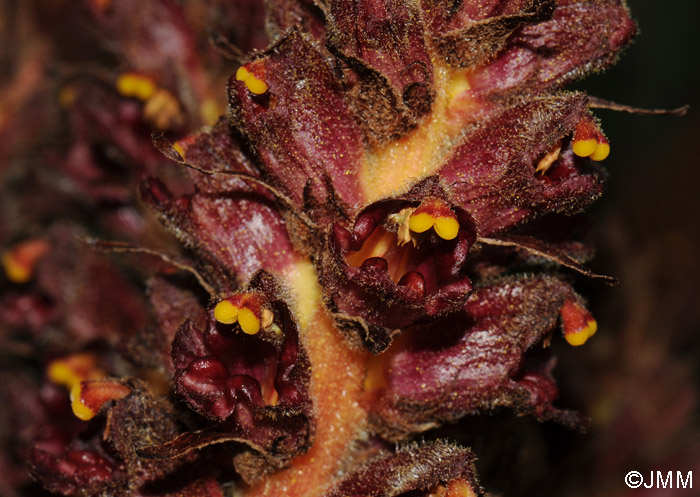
(366, 275, 590, 437)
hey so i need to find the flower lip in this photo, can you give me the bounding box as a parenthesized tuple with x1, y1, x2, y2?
(332, 195, 476, 307)
(172, 274, 311, 423)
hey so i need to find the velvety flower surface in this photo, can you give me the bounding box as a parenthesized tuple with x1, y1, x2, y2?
(0, 1, 641, 496)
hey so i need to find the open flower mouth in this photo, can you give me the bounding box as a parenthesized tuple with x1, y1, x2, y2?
(173, 289, 310, 423)
(335, 197, 476, 308)
(535, 115, 610, 181)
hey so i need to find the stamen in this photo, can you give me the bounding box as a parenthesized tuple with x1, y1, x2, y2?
(590, 136, 610, 161)
(572, 138, 597, 157)
(2, 238, 50, 284)
(408, 198, 461, 240)
(236, 65, 269, 95)
(143, 88, 183, 130)
(261, 308, 275, 330)
(535, 141, 562, 174)
(47, 353, 103, 390)
(214, 294, 268, 335)
(70, 380, 131, 421)
(388, 206, 416, 246)
(433, 217, 460, 240)
(70, 384, 95, 421)
(408, 212, 434, 233)
(238, 307, 261, 335)
(214, 300, 239, 324)
(561, 299, 597, 346)
(115, 72, 156, 101)
(572, 118, 610, 161)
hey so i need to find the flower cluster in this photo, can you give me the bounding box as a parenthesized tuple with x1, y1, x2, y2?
(0, 1, 636, 496)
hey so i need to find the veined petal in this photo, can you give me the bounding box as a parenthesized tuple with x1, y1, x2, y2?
(142, 123, 296, 287)
(368, 275, 588, 438)
(466, 0, 636, 95)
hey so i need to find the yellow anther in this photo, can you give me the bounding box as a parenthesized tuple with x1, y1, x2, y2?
(2, 239, 49, 284)
(48, 361, 82, 390)
(238, 307, 261, 335)
(2, 251, 32, 284)
(70, 384, 96, 421)
(565, 318, 597, 347)
(236, 66, 269, 95)
(214, 300, 239, 324)
(433, 217, 460, 240)
(572, 138, 598, 158)
(589, 142, 610, 161)
(408, 212, 435, 233)
(116, 73, 156, 101)
(143, 88, 183, 130)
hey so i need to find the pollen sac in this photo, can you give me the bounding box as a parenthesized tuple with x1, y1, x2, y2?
(572, 117, 610, 162)
(322, 180, 476, 353)
(235, 65, 269, 95)
(70, 379, 132, 421)
(368, 276, 588, 438)
(161, 272, 313, 476)
(213, 292, 274, 336)
(322, 442, 481, 497)
(560, 298, 597, 346)
(2, 238, 50, 284)
(47, 353, 105, 391)
(115, 72, 156, 100)
(408, 198, 462, 240)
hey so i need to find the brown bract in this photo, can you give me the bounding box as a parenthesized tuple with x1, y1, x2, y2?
(367, 275, 589, 439)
